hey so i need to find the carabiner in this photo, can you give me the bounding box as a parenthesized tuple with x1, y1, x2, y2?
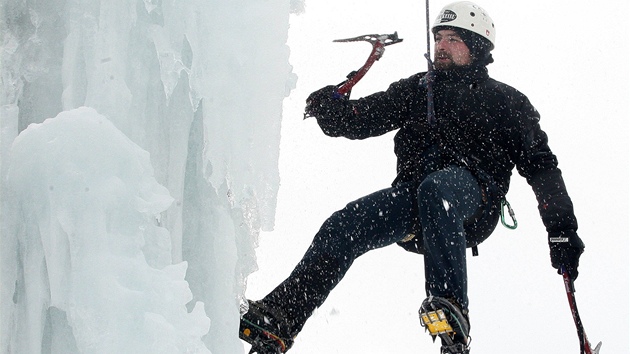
(500, 198, 518, 230)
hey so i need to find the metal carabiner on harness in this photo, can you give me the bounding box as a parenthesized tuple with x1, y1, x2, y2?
(500, 198, 517, 229)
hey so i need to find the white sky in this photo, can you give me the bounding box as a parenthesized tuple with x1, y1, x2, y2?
(247, 1, 629, 353)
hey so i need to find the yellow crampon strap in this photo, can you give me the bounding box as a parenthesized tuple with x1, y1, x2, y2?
(421, 309, 454, 336)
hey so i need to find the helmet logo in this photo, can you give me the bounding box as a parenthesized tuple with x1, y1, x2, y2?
(438, 10, 457, 23)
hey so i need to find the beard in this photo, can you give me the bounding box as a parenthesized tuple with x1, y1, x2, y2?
(433, 54, 456, 70)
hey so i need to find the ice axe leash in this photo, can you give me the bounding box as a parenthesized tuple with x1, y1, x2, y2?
(562, 267, 602, 354)
(333, 32, 403, 97)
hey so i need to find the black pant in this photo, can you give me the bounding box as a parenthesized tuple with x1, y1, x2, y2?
(263, 166, 482, 335)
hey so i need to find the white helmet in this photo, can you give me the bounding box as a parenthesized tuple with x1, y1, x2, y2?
(432, 1, 495, 50)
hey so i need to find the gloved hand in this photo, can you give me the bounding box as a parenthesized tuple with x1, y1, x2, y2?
(548, 230, 585, 281)
(304, 85, 350, 119)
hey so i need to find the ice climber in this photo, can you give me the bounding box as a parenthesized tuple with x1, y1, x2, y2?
(239, 2, 585, 353)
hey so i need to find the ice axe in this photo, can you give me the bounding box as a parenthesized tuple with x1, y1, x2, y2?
(333, 32, 403, 96)
(562, 267, 602, 354)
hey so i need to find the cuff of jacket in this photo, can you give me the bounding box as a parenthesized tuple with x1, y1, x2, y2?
(548, 230, 584, 249)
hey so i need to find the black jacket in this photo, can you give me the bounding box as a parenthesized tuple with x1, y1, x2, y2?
(313, 65, 577, 242)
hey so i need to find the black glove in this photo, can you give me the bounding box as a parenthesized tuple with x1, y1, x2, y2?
(304, 85, 350, 119)
(548, 230, 584, 281)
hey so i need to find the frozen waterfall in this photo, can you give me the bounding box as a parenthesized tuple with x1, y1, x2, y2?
(1, 0, 300, 353)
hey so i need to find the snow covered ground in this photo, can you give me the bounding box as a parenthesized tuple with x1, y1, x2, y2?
(1, 0, 628, 353)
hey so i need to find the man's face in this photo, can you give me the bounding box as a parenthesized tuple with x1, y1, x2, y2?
(433, 29, 472, 70)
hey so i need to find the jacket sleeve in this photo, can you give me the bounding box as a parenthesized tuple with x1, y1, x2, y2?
(314, 75, 421, 140)
(510, 95, 578, 235)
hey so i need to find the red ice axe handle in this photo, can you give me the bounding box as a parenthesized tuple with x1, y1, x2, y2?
(562, 268, 602, 354)
(336, 41, 385, 96)
(332, 32, 403, 97)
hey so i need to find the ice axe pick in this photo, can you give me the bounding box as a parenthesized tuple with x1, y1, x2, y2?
(333, 32, 403, 96)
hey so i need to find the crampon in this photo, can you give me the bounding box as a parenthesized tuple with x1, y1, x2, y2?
(419, 296, 471, 354)
(239, 300, 293, 354)
(240, 317, 288, 354)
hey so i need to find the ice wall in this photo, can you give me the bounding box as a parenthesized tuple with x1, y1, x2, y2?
(0, 0, 298, 352)
(5, 108, 211, 353)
